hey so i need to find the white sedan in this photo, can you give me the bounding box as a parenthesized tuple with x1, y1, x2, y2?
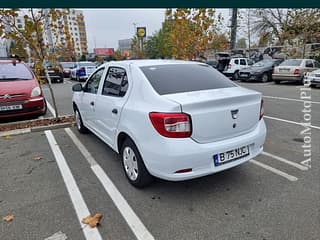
(72, 60, 266, 187)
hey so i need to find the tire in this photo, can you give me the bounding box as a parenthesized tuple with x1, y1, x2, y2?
(74, 108, 88, 133)
(299, 77, 304, 85)
(41, 100, 47, 116)
(121, 138, 153, 188)
(233, 71, 239, 80)
(275, 80, 280, 84)
(261, 73, 269, 83)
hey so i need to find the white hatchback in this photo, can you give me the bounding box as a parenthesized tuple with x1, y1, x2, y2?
(72, 60, 266, 187)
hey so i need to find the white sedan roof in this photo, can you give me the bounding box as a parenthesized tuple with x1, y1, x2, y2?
(105, 59, 204, 68)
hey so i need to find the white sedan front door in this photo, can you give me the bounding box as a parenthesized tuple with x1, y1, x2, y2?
(79, 67, 105, 130)
(94, 66, 129, 148)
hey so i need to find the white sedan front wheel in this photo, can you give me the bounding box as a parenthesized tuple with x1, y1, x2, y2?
(75, 108, 88, 133)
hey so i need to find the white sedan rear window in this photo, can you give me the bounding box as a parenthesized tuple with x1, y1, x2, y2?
(140, 64, 235, 95)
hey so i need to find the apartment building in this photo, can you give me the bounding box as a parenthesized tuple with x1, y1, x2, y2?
(62, 9, 88, 56)
(2, 9, 88, 58)
(42, 9, 88, 57)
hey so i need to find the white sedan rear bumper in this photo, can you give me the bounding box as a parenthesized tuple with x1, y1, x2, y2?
(140, 120, 267, 181)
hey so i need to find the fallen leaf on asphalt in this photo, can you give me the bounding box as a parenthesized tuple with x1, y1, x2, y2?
(33, 156, 42, 161)
(3, 214, 14, 222)
(44, 231, 67, 240)
(4, 135, 11, 140)
(81, 213, 103, 228)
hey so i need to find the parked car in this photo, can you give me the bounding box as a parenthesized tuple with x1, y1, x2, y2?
(60, 62, 75, 78)
(272, 59, 320, 84)
(0, 59, 46, 119)
(72, 60, 266, 187)
(239, 59, 284, 82)
(70, 61, 96, 81)
(205, 60, 218, 69)
(304, 68, 320, 87)
(223, 57, 254, 80)
(215, 52, 231, 72)
(38, 62, 64, 83)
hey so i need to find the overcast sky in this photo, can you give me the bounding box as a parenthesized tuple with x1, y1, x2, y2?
(82, 9, 230, 52)
(82, 9, 166, 52)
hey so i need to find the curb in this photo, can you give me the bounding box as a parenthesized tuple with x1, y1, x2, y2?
(0, 117, 75, 137)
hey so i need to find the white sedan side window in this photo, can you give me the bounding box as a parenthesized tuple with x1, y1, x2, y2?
(102, 67, 128, 97)
(83, 68, 104, 94)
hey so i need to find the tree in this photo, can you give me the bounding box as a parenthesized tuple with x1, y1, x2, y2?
(236, 38, 247, 49)
(284, 9, 320, 57)
(8, 39, 28, 60)
(79, 54, 86, 61)
(0, 8, 71, 118)
(144, 32, 161, 59)
(166, 8, 217, 60)
(252, 8, 320, 49)
(157, 17, 174, 59)
(209, 33, 229, 51)
(238, 9, 256, 49)
(251, 9, 289, 45)
(130, 34, 146, 59)
(114, 49, 124, 61)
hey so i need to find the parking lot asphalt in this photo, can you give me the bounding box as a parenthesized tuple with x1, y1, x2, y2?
(1, 79, 319, 240)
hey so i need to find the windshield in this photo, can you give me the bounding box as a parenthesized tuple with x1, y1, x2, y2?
(61, 62, 75, 68)
(0, 63, 33, 80)
(253, 60, 273, 67)
(79, 62, 96, 67)
(280, 59, 302, 66)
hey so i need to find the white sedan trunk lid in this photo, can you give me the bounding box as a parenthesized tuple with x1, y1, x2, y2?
(164, 87, 261, 143)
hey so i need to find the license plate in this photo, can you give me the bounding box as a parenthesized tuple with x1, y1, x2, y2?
(240, 73, 248, 77)
(0, 105, 23, 111)
(48, 70, 55, 73)
(279, 69, 289, 73)
(213, 145, 250, 166)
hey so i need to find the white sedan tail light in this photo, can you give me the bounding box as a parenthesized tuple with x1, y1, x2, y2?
(149, 112, 192, 138)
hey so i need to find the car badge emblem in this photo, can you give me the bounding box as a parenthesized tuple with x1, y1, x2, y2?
(231, 109, 239, 119)
(4, 94, 11, 99)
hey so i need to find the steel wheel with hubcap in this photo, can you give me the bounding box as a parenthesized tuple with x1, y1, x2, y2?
(121, 138, 153, 188)
(123, 146, 139, 181)
(261, 73, 269, 83)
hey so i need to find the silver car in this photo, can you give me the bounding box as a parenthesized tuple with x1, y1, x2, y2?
(272, 59, 320, 84)
(304, 68, 320, 87)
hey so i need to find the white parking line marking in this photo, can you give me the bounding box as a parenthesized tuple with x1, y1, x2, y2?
(64, 128, 98, 166)
(250, 159, 298, 182)
(65, 128, 155, 240)
(46, 100, 56, 117)
(262, 151, 308, 171)
(264, 115, 320, 130)
(264, 95, 320, 105)
(45, 130, 103, 240)
(66, 80, 73, 84)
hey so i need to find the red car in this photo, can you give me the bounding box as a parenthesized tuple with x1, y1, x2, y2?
(0, 59, 47, 119)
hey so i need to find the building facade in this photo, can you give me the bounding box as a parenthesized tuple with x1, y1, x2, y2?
(38, 9, 88, 58)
